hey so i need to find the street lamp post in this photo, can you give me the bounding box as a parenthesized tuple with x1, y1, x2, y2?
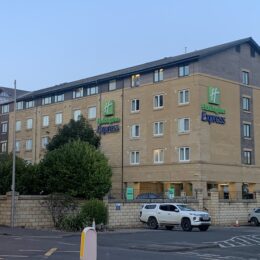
(11, 80, 16, 228)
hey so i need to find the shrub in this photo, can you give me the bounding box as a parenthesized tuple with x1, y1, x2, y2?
(80, 199, 108, 225)
(59, 214, 89, 232)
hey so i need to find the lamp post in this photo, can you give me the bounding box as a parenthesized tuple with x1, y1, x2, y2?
(11, 80, 16, 228)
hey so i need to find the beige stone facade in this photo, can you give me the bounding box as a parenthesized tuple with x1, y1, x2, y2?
(1, 38, 260, 200)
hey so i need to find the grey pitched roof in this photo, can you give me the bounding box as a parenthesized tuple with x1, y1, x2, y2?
(0, 86, 29, 104)
(13, 37, 260, 101)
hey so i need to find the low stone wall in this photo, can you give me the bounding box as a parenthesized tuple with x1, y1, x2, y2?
(0, 191, 259, 228)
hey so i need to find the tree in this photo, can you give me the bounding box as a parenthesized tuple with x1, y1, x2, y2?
(47, 116, 100, 151)
(0, 153, 41, 195)
(39, 140, 112, 199)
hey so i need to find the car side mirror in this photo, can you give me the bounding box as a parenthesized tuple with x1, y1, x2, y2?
(174, 209, 179, 212)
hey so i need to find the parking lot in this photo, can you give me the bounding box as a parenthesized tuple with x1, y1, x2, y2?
(1, 225, 260, 259)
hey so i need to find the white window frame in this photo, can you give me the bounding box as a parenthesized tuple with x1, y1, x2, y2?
(1, 142, 7, 153)
(26, 118, 33, 130)
(88, 106, 96, 120)
(87, 86, 98, 96)
(179, 65, 190, 77)
(153, 94, 164, 109)
(242, 96, 250, 111)
(154, 69, 164, 82)
(73, 110, 81, 121)
(1, 104, 9, 114)
(41, 136, 49, 149)
(73, 87, 83, 99)
(16, 120, 21, 132)
(242, 71, 249, 85)
(179, 147, 190, 162)
(153, 121, 164, 136)
(25, 100, 34, 109)
(109, 80, 116, 91)
(25, 139, 33, 151)
(54, 94, 64, 103)
(178, 118, 190, 133)
(55, 112, 63, 125)
(243, 123, 251, 138)
(1, 122, 7, 133)
(131, 99, 140, 112)
(153, 149, 164, 164)
(42, 115, 49, 127)
(131, 74, 140, 87)
(243, 150, 252, 165)
(16, 101, 23, 110)
(130, 124, 140, 138)
(15, 140, 20, 152)
(42, 97, 52, 105)
(130, 151, 140, 165)
(178, 89, 190, 105)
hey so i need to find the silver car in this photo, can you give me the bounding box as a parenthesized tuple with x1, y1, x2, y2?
(248, 208, 260, 226)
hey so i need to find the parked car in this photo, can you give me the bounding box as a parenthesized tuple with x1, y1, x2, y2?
(140, 203, 211, 232)
(135, 193, 162, 200)
(248, 208, 260, 226)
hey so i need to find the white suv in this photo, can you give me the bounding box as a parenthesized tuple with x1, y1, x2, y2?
(248, 208, 260, 226)
(140, 203, 211, 232)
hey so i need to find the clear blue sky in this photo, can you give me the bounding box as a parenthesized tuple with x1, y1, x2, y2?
(1, 0, 259, 91)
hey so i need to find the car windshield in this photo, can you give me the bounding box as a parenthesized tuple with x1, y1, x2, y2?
(177, 204, 195, 211)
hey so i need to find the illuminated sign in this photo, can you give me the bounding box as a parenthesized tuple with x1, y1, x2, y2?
(201, 87, 226, 125)
(97, 100, 120, 134)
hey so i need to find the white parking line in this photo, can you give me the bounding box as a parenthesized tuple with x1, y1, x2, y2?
(0, 255, 28, 258)
(44, 248, 58, 256)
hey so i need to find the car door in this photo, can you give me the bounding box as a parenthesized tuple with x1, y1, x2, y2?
(157, 205, 169, 223)
(255, 208, 260, 222)
(168, 205, 181, 224)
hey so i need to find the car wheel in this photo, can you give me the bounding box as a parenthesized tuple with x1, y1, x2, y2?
(181, 218, 192, 232)
(165, 225, 173, 230)
(147, 217, 158, 229)
(199, 225, 209, 231)
(251, 217, 259, 226)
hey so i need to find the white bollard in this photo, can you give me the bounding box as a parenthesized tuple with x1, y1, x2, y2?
(80, 227, 97, 260)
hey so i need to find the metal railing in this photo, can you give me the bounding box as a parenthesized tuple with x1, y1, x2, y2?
(219, 191, 256, 201)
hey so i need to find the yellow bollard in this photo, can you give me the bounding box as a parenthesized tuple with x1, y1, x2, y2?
(80, 227, 97, 260)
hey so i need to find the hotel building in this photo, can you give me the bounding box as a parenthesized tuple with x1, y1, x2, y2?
(1, 37, 260, 199)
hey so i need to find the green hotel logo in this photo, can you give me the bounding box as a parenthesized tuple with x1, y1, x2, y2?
(103, 100, 115, 116)
(208, 86, 220, 105)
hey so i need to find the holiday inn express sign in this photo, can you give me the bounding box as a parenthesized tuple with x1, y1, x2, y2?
(201, 87, 226, 125)
(97, 100, 120, 134)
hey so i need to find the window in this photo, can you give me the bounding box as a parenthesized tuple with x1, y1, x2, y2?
(87, 86, 98, 96)
(130, 151, 140, 165)
(179, 147, 190, 162)
(109, 80, 116, 91)
(42, 97, 52, 105)
(179, 65, 189, 77)
(243, 123, 251, 138)
(41, 137, 49, 149)
(242, 97, 250, 111)
(131, 74, 140, 87)
(154, 94, 164, 108)
(25, 100, 34, 109)
(16, 101, 23, 110)
(131, 99, 140, 112)
(1, 142, 7, 153)
(73, 87, 83, 99)
(15, 141, 20, 152)
(55, 113, 63, 125)
(26, 118, 33, 129)
(242, 71, 249, 85)
(179, 89, 190, 104)
(153, 149, 164, 164)
(25, 139, 33, 151)
(178, 118, 190, 133)
(54, 94, 64, 102)
(1, 122, 7, 133)
(42, 116, 49, 127)
(1, 104, 9, 114)
(153, 122, 164, 136)
(88, 106, 96, 119)
(154, 69, 164, 82)
(16, 121, 21, 132)
(73, 110, 81, 121)
(244, 150, 252, 165)
(131, 124, 140, 138)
